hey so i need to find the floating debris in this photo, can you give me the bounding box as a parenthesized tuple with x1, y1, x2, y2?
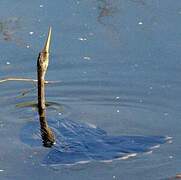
(39, 4, 44, 8)
(83, 56, 91, 60)
(138, 21, 143, 25)
(6, 61, 10, 65)
(29, 31, 34, 35)
(78, 37, 87, 41)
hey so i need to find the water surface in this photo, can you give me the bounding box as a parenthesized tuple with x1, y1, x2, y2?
(0, 0, 181, 179)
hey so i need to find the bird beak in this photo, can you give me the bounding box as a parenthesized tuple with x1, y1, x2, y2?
(42, 27, 52, 54)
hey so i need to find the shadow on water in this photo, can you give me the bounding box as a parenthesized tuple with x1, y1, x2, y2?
(20, 112, 171, 166)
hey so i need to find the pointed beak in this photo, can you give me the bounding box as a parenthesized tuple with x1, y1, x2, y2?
(42, 27, 52, 53)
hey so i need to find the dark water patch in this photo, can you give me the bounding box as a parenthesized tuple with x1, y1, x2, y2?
(97, 0, 118, 22)
(0, 16, 22, 44)
(20, 115, 171, 166)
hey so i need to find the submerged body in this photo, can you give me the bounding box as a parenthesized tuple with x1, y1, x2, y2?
(20, 115, 171, 165)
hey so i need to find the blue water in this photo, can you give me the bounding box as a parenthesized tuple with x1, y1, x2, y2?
(0, 0, 181, 179)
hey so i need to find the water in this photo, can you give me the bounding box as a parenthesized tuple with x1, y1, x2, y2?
(0, 0, 181, 179)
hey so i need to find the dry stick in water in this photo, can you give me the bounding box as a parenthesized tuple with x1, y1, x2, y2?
(0, 77, 60, 84)
(37, 27, 55, 147)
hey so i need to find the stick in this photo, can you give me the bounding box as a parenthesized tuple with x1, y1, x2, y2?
(0, 77, 60, 84)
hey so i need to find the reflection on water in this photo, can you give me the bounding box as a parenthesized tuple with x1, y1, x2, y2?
(96, 0, 122, 44)
(16, 101, 71, 119)
(97, 0, 117, 23)
(0, 17, 21, 42)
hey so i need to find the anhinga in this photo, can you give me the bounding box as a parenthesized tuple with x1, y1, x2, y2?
(37, 27, 55, 147)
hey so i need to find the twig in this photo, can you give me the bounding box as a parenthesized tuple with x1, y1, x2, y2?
(0, 77, 60, 84)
